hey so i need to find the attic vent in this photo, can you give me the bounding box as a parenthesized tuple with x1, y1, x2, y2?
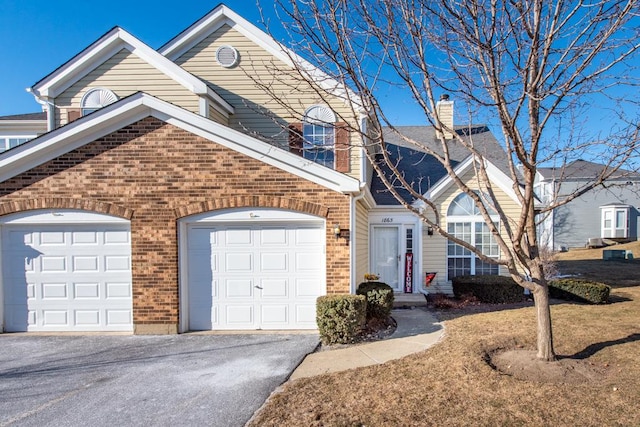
(216, 45, 239, 68)
(81, 88, 118, 116)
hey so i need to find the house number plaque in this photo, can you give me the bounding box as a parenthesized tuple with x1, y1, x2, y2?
(381, 217, 394, 223)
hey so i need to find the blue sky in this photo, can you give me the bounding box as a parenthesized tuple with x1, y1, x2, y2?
(0, 1, 268, 116)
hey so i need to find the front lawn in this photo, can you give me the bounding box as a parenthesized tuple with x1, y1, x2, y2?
(249, 247, 640, 426)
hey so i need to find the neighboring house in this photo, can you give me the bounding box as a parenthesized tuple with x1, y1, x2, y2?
(535, 160, 640, 250)
(0, 4, 518, 334)
(0, 112, 47, 152)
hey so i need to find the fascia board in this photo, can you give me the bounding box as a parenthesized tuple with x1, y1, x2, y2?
(34, 29, 124, 98)
(425, 156, 521, 206)
(32, 28, 228, 109)
(0, 93, 360, 194)
(205, 87, 234, 115)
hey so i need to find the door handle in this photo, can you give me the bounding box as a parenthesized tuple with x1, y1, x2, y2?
(255, 285, 263, 290)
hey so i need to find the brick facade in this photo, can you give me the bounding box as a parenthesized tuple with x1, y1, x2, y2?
(0, 117, 352, 331)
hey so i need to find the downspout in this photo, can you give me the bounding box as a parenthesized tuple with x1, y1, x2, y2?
(26, 87, 55, 132)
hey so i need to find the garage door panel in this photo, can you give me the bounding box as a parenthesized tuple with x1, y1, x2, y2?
(76, 310, 100, 326)
(106, 282, 131, 298)
(105, 255, 130, 271)
(42, 283, 68, 299)
(261, 252, 287, 271)
(295, 278, 323, 297)
(261, 279, 288, 298)
(40, 231, 65, 245)
(295, 304, 317, 324)
(226, 279, 253, 298)
(75, 283, 100, 299)
(225, 229, 252, 245)
(295, 228, 324, 245)
(295, 253, 323, 271)
(106, 309, 131, 325)
(260, 228, 287, 245)
(261, 305, 288, 324)
(73, 256, 99, 272)
(226, 305, 254, 325)
(225, 253, 252, 271)
(2, 223, 132, 332)
(41, 256, 67, 272)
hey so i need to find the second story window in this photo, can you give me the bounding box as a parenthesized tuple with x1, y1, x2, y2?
(81, 88, 118, 116)
(303, 105, 335, 168)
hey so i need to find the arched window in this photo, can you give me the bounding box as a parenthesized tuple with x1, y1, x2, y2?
(302, 105, 335, 168)
(81, 88, 118, 116)
(446, 192, 499, 279)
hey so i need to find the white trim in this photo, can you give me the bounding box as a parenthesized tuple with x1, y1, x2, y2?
(0, 209, 129, 225)
(423, 156, 521, 206)
(0, 93, 360, 194)
(31, 27, 234, 115)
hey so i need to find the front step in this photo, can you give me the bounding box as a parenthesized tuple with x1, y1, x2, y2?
(393, 293, 428, 308)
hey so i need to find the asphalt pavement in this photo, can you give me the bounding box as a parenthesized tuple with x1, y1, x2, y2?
(0, 333, 318, 427)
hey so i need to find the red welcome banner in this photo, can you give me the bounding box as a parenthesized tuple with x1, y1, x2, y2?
(404, 252, 413, 293)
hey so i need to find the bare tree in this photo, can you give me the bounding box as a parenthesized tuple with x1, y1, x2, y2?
(255, 0, 640, 361)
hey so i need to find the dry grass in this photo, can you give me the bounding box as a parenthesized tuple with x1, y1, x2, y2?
(250, 247, 640, 426)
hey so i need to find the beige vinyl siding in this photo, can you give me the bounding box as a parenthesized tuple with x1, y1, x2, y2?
(422, 167, 521, 294)
(208, 104, 229, 126)
(55, 49, 200, 127)
(175, 25, 362, 179)
(354, 199, 370, 287)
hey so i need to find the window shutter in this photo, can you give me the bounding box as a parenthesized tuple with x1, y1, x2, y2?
(288, 123, 303, 156)
(67, 109, 82, 123)
(335, 122, 350, 173)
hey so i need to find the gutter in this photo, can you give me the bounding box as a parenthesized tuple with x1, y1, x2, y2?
(26, 88, 55, 132)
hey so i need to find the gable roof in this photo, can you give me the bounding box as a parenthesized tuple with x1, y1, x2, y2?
(371, 125, 513, 205)
(159, 4, 363, 113)
(0, 93, 360, 194)
(30, 27, 233, 116)
(0, 112, 47, 121)
(537, 159, 640, 181)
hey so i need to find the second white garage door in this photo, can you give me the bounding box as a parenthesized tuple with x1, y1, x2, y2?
(186, 219, 325, 330)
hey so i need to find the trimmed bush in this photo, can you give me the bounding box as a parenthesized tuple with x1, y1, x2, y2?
(452, 275, 524, 304)
(316, 294, 367, 345)
(549, 278, 610, 304)
(356, 281, 394, 320)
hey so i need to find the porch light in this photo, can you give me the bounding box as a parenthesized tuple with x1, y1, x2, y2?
(333, 223, 341, 239)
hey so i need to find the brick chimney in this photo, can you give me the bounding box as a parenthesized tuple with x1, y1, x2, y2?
(435, 94, 454, 140)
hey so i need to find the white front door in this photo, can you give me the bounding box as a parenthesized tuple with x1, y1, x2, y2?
(371, 226, 401, 291)
(371, 224, 417, 292)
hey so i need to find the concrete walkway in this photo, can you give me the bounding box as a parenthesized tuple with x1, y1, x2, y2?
(290, 307, 444, 380)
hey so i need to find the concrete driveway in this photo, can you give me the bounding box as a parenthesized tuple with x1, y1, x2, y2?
(0, 333, 319, 427)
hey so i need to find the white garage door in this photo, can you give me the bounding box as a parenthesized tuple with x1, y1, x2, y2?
(2, 219, 132, 332)
(186, 221, 325, 330)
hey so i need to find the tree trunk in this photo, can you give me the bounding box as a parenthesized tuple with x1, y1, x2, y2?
(533, 285, 556, 361)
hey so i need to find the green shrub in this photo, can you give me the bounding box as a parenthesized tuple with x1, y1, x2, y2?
(549, 278, 610, 304)
(316, 294, 367, 345)
(356, 281, 394, 320)
(451, 275, 524, 304)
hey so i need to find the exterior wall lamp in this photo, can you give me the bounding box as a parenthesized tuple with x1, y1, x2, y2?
(427, 226, 434, 236)
(333, 223, 350, 240)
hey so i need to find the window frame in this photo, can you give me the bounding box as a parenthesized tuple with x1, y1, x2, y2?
(446, 193, 500, 280)
(302, 105, 336, 168)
